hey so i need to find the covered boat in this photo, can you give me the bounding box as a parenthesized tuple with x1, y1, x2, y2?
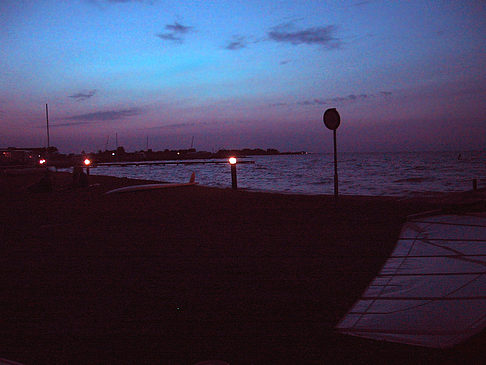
(336, 210, 486, 348)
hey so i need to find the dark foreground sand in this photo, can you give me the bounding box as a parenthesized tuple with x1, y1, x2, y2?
(0, 172, 484, 364)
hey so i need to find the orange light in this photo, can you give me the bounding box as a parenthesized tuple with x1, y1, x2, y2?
(39, 159, 46, 165)
(229, 157, 237, 165)
(84, 158, 91, 166)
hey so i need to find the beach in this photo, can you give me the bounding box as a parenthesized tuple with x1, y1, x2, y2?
(1, 172, 484, 364)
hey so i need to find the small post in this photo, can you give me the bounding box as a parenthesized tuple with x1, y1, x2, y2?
(229, 157, 237, 189)
(473, 178, 477, 191)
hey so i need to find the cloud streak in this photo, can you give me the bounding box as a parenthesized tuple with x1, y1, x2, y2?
(156, 22, 193, 43)
(297, 91, 392, 106)
(353, 1, 371, 7)
(149, 121, 217, 129)
(52, 107, 143, 127)
(67, 108, 142, 121)
(68, 90, 97, 101)
(86, 0, 151, 5)
(156, 33, 183, 42)
(165, 22, 192, 34)
(268, 23, 341, 48)
(224, 36, 247, 50)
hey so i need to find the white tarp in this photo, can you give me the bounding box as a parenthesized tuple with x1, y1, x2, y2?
(336, 213, 486, 348)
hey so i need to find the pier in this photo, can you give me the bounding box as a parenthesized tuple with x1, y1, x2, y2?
(95, 160, 255, 167)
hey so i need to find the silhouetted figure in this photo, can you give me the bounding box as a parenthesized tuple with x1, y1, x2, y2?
(72, 166, 88, 188)
(28, 172, 53, 193)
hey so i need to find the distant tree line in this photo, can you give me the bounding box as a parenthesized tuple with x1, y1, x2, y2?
(1, 145, 307, 167)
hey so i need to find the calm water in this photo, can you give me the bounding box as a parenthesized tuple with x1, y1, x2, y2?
(86, 151, 485, 197)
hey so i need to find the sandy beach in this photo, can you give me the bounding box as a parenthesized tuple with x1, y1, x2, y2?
(0, 172, 484, 364)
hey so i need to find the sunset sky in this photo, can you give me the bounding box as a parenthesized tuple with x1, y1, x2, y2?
(1, 0, 485, 153)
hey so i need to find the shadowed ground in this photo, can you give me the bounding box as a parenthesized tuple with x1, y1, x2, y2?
(0, 172, 484, 364)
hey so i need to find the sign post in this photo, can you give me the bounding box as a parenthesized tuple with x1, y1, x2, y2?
(323, 108, 341, 201)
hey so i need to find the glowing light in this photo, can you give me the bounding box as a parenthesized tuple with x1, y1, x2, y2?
(112, 152, 115, 156)
(84, 158, 91, 166)
(229, 157, 237, 165)
(39, 159, 46, 165)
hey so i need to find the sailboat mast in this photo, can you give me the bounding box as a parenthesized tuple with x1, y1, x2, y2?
(45, 103, 50, 149)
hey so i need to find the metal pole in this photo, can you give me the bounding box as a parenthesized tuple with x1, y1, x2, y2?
(333, 129, 338, 199)
(45, 104, 50, 149)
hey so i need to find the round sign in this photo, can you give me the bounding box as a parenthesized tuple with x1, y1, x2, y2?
(323, 108, 340, 130)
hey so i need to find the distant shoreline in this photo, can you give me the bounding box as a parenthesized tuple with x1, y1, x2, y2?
(1, 146, 308, 169)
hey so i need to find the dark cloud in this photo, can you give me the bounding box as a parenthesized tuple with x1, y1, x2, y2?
(87, 0, 152, 5)
(297, 99, 327, 106)
(224, 36, 247, 50)
(268, 23, 341, 48)
(353, 1, 371, 6)
(330, 94, 368, 102)
(52, 107, 143, 127)
(297, 92, 392, 106)
(166, 22, 192, 34)
(67, 108, 141, 121)
(156, 33, 183, 43)
(68, 89, 97, 101)
(279, 60, 291, 65)
(50, 121, 93, 127)
(107, 0, 153, 3)
(156, 22, 193, 43)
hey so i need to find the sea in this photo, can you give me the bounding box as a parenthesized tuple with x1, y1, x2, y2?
(85, 151, 485, 197)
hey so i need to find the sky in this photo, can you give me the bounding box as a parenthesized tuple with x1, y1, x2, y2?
(1, 0, 485, 153)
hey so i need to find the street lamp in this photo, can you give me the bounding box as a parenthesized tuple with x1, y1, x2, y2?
(84, 158, 91, 175)
(229, 157, 237, 189)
